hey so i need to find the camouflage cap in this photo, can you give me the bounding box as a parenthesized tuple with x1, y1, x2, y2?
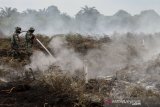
(15, 27, 21, 31)
(29, 27, 35, 31)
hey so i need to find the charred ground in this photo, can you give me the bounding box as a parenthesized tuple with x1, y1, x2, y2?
(0, 34, 160, 107)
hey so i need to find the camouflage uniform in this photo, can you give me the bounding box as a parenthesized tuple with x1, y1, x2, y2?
(25, 27, 35, 54)
(11, 27, 21, 58)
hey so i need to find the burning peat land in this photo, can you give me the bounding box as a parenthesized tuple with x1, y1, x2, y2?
(0, 33, 160, 107)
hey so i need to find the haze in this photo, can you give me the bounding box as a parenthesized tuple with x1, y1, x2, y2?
(0, 0, 160, 16)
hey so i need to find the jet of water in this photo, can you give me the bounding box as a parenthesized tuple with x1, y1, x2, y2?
(36, 38, 53, 57)
(83, 59, 88, 83)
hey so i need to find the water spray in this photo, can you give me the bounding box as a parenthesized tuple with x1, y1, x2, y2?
(36, 38, 53, 57)
(20, 31, 53, 57)
(83, 60, 88, 83)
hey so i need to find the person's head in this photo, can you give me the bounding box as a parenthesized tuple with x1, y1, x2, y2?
(15, 27, 21, 34)
(28, 27, 35, 33)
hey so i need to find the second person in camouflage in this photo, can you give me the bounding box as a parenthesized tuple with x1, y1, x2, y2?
(25, 27, 36, 55)
(11, 27, 21, 58)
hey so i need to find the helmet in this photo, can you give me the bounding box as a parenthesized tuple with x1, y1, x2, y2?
(15, 27, 21, 32)
(29, 27, 35, 32)
(15, 27, 21, 33)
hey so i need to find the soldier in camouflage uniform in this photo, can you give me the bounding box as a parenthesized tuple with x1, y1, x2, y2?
(25, 27, 35, 55)
(11, 27, 21, 58)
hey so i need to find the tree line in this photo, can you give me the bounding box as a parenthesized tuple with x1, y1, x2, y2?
(0, 5, 160, 35)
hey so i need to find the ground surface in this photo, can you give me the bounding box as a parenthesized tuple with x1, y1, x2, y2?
(0, 34, 160, 107)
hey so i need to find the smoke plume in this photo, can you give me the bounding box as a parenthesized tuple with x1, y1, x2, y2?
(26, 37, 83, 74)
(25, 33, 160, 91)
(0, 6, 160, 35)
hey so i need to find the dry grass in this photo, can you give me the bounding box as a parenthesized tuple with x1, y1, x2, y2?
(0, 34, 160, 106)
(65, 34, 103, 54)
(0, 38, 10, 49)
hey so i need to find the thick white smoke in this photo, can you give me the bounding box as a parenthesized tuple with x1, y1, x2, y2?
(25, 37, 83, 74)
(25, 51, 55, 71)
(25, 33, 160, 92)
(1, 6, 160, 35)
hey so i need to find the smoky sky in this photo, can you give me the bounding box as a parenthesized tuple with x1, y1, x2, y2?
(1, 0, 160, 35)
(0, 0, 160, 16)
